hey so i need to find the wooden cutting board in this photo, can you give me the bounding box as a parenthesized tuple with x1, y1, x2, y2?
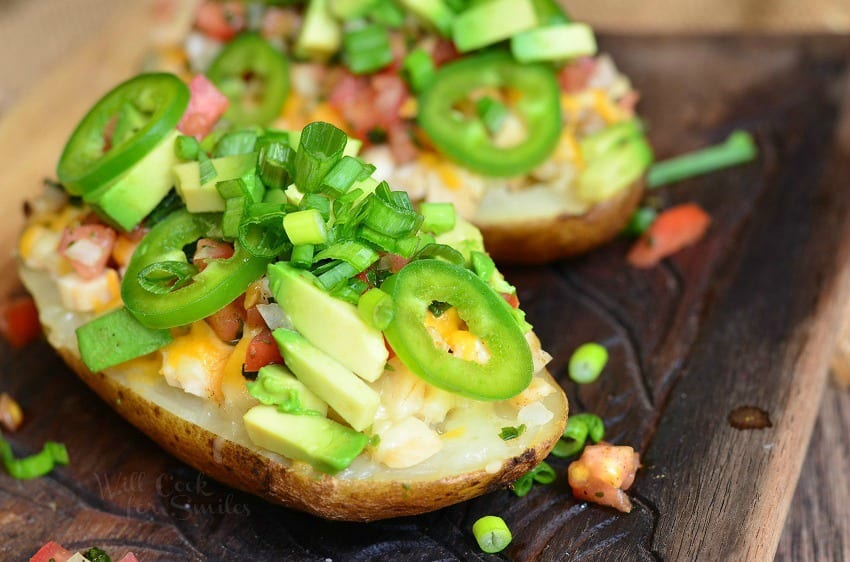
(1, 3, 850, 560)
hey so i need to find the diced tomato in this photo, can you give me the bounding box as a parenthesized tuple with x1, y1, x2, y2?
(244, 306, 267, 330)
(329, 71, 409, 143)
(178, 75, 230, 140)
(501, 292, 520, 309)
(194, 1, 245, 41)
(387, 123, 418, 165)
(205, 297, 245, 342)
(379, 253, 410, 273)
(0, 296, 41, 349)
(116, 554, 139, 562)
(58, 224, 117, 280)
(559, 57, 597, 93)
(618, 90, 641, 114)
(627, 203, 711, 268)
(372, 73, 409, 127)
(568, 442, 641, 513)
(30, 542, 73, 562)
(193, 238, 235, 272)
(431, 39, 459, 66)
(244, 328, 284, 372)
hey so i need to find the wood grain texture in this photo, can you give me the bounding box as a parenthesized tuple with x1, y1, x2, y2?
(1, 20, 850, 562)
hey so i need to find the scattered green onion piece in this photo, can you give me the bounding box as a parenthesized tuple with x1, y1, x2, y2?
(294, 122, 348, 194)
(322, 156, 374, 196)
(175, 135, 200, 160)
(222, 196, 246, 239)
(512, 473, 534, 497)
(314, 240, 379, 271)
(259, 141, 294, 190)
(357, 287, 394, 330)
(198, 152, 217, 185)
(402, 48, 436, 93)
(623, 206, 657, 237)
(213, 129, 259, 158)
(419, 202, 455, 235)
(532, 461, 557, 484)
(238, 203, 291, 258)
(290, 244, 315, 269)
(82, 547, 111, 562)
(414, 243, 465, 266)
(317, 260, 359, 291)
(0, 437, 69, 480)
(470, 250, 496, 283)
(283, 209, 328, 246)
(472, 515, 512, 554)
(138, 261, 199, 295)
(499, 424, 526, 441)
(343, 23, 394, 75)
(647, 129, 757, 189)
(551, 413, 605, 458)
(476, 96, 510, 136)
(568, 342, 608, 384)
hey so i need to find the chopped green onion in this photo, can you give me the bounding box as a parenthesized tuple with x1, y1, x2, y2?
(200, 129, 227, 155)
(138, 261, 198, 295)
(222, 196, 247, 239)
(511, 461, 555, 497)
(476, 96, 509, 136)
(317, 260, 359, 291)
(290, 244, 315, 269)
(367, 0, 406, 27)
(263, 188, 289, 205)
(343, 23, 394, 75)
(623, 206, 657, 237)
(568, 342, 608, 384)
(216, 175, 264, 203)
(419, 202, 455, 235)
(300, 192, 333, 222)
(472, 515, 512, 554)
(283, 209, 328, 246)
(0, 437, 69, 480)
(402, 48, 436, 93)
(322, 156, 375, 196)
(175, 135, 200, 160)
(470, 250, 495, 283)
(331, 276, 369, 304)
(357, 287, 394, 330)
(259, 141, 294, 190)
(499, 424, 526, 441)
(551, 413, 604, 458)
(213, 129, 259, 158)
(82, 547, 111, 562)
(647, 130, 757, 189)
(414, 243, 465, 266)
(198, 153, 217, 185)
(294, 122, 349, 194)
(238, 203, 291, 259)
(362, 183, 423, 236)
(314, 240, 379, 271)
(512, 472, 534, 497)
(395, 235, 421, 258)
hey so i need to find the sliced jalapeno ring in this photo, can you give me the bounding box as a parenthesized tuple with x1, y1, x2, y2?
(57, 73, 189, 195)
(382, 259, 533, 401)
(121, 209, 270, 329)
(207, 33, 290, 126)
(417, 52, 562, 178)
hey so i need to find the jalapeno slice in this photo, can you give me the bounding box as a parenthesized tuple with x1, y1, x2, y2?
(57, 73, 189, 195)
(382, 259, 533, 401)
(207, 33, 290, 126)
(417, 52, 561, 177)
(121, 209, 270, 329)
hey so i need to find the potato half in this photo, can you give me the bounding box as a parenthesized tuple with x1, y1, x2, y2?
(472, 179, 644, 264)
(20, 264, 568, 522)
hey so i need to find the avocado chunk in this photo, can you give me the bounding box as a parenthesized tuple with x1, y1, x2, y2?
(296, 0, 342, 60)
(76, 307, 173, 373)
(434, 216, 485, 265)
(268, 263, 388, 381)
(452, 0, 538, 53)
(247, 364, 329, 415)
(510, 23, 597, 63)
(173, 152, 257, 212)
(84, 130, 180, 231)
(243, 405, 369, 474)
(397, 0, 454, 36)
(273, 329, 380, 432)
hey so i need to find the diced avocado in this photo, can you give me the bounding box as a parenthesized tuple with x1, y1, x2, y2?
(76, 307, 173, 373)
(268, 263, 388, 381)
(510, 23, 597, 63)
(398, 0, 454, 36)
(272, 329, 380, 432)
(452, 0, 538, 53)
(247, 364, 329, 415)
(579, 119, 643, 162)
(243, 405, 369, 474)
(296, 0, 342, 61)
(84, 130, 180, 231)
(434, 216, 485, 264)
(577, 137, 653, 203)
(173, 152, 257, 212)
(329, 0, 380, 20)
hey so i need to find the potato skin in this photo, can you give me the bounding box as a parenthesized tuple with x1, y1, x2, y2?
(56, 347, 567, 521)
(476, 180, 644, 264)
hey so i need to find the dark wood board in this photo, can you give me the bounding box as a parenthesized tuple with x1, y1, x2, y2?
(2, 35, 850, 562)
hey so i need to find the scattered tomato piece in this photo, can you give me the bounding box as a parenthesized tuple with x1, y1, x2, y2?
(244, 328, 284, 372)
(178, 75, 230, 140)
(58, 224, 118, 279)
(568, 442, 640, 512)
(0, 296, 42, 349)
(627, 203, 711, 268)
(30, 542, 73, 562)
(194, 1, 245, 41)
